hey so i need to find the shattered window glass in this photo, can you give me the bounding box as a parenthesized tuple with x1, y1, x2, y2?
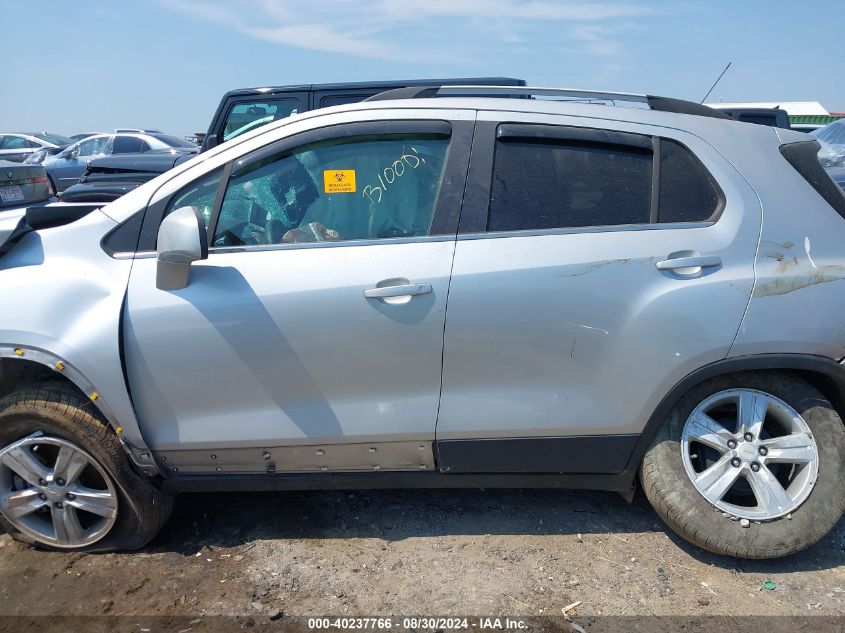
(212, 135, 450, 247)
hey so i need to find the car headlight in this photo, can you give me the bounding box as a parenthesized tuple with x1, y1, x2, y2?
(23, 150, 48, 165)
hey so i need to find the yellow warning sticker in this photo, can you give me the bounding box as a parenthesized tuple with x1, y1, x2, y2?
(324, 169, 356, 193)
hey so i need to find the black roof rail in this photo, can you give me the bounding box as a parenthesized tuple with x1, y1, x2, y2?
(365, 85, 730, 120)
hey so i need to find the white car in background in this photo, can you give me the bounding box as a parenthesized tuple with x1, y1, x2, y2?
(0, 133, 73, 164)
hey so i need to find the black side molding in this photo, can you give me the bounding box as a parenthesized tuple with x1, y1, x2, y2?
(435, 435, 639, 474)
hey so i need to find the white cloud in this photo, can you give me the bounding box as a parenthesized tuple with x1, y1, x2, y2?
(160, 0, 659, 61)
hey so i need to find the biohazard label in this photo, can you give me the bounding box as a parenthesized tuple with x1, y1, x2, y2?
(324, 169, 356, 193)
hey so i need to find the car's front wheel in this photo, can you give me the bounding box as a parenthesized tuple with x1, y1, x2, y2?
(641, 372, 845, 558)
(0, 385, 171, 551)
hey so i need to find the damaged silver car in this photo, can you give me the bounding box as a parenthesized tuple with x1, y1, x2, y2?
(1, 86, 844, 557)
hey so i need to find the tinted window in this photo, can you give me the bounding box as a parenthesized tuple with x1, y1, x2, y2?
(112, 136, 144, 154)
(658, 139, 721, 223)
(737, 114, 778, 127)
(320, 94, 370, 108)
(1, 135, 30, 149)
(149, 134, 196, 148)
(213, 135, 450, 247)
(488, 139, 652, 231)
(223, 100, 301, 141)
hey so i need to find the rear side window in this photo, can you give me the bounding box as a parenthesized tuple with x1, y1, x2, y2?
(487, 127, 722, 232)
(112, 136, 144, 154)
(780, 141, 845, 219)
(658, 139, 722, 223)
(320, 94, 370, 108)
(1, 135, 30, 149)
(489, 139, 652, 231)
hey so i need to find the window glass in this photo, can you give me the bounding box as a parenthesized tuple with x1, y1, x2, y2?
(1, 135, 29, 149)
(77, 136, 110, 157)
(112, 136, 144, 154)
(488, 139, 652, 231)
(223, 100, 301, 141)
(658, 139, 721, 223)
(164, 167, 222, 228)
(149, 133, 196, 148)
(320, 94, 369, 108)
(212, 135, 450, 247)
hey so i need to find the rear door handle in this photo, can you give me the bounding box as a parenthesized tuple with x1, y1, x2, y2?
(655, 255, 721, 271)
(363, 283, 432, 299)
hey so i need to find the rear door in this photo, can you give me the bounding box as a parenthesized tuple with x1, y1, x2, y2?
(124, 112, 474, 474)
(52, 135, 111, 190)
(436, 111, 761, 474)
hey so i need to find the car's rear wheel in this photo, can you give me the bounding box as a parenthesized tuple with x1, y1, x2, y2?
(641, 372, 845, 558)
(0, 385, 171, 551)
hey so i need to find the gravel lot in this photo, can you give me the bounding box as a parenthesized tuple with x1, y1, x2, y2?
(0, 488, 843, 631)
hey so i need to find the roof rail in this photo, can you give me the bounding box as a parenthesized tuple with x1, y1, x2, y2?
(365, 85, 730, 120)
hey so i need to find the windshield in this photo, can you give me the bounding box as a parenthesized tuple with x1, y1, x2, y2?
(148, 134, 196, 148)
(32, 133, 73, 146)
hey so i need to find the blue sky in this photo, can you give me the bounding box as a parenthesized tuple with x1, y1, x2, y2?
(1, 1, 842, 138)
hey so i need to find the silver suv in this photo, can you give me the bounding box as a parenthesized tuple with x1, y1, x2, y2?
(1, 86, 844, 558)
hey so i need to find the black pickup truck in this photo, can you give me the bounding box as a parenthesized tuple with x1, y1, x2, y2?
(201, 77, 525, 151)
(62, 78, 524, 202)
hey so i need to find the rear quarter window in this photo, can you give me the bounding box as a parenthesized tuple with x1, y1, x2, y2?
(780, 141, 845, 219)
(658, 139, 722, 223)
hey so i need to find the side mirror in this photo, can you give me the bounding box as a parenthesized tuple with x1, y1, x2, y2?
(201, 133, 218, 152)
(156, 206, 208, 291)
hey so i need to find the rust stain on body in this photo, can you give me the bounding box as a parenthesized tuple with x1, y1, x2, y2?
(753, 264, 845, 298)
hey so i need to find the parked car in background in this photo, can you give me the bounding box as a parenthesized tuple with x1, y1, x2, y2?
(44, 132, 197, 191)
(24, 144, 72, 166)
(201, 77, 525, 150)
(708, 106, 791, 129)
(0, 160, 53, 208)
(1, 85, 843, 558)
(812, 119, 845, 168)
(113, 128, 162, 134)
(69, 133, 101, 142)
(60, 148, 197, 202)
(0, 133, 73, 163)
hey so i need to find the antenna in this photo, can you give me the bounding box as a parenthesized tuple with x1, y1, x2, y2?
(700, 62, 732, 104)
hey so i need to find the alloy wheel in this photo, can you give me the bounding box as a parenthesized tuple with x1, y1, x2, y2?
(680, 389, 819, 520)
(0, 435, 118, 548)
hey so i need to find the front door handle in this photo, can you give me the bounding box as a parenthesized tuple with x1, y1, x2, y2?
(655, 255, 721, 272)
(363, 283, 432, 299)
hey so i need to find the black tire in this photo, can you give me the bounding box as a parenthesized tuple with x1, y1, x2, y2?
(641, 371, 845, 558)
(0, 384, 172, 552)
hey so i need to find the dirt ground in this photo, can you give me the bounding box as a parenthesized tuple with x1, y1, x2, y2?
(0, 488, 843, 631)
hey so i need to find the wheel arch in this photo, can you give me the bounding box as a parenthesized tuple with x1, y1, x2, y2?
(627, 353, 845, 475)
(0, 347, 159, 476)
(0, 348, 115, 424)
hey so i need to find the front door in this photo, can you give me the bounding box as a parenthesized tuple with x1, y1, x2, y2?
(436, 114, 761, 474)
(124, 117, 473, 474)
(52, 135, 111, 190)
